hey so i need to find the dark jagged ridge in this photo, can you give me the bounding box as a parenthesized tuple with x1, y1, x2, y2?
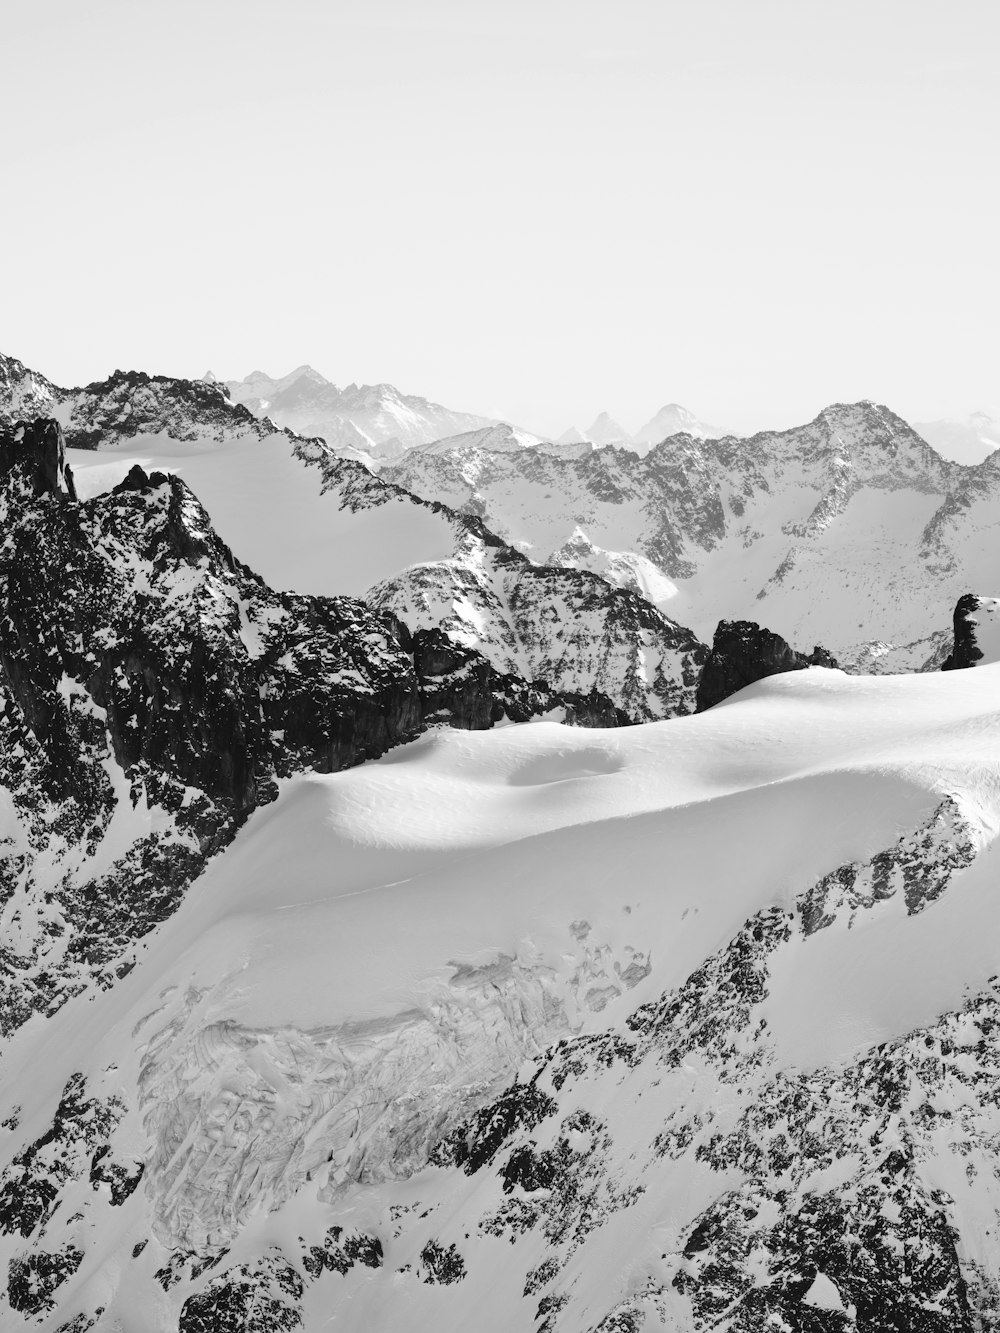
(695, 618, 837, 711)
(941, 593, 987, 670)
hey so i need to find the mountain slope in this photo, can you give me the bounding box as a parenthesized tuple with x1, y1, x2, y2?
(7, 655, 1000, 1329)
(385, 401, 993, 667)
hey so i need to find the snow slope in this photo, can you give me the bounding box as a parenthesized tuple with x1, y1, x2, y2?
(9, 663, 1000, 1328)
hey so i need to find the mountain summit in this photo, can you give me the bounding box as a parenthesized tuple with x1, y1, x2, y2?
(634, 402, 722, 446)
(585, 411, 632, 445)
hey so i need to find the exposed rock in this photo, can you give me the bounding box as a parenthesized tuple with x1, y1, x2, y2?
(59, 368, 272, 450)
(0, 352, 58, 429)
(7, 1244, 84, 1315)
(178, 1249, 303, 1332)
(411, 627, 626, 729)
(941, 592, 1000, 670)
(0, 1074, 122, 1238)
(0, 417, 77, 499)
(696, 619, 838, 711)
(371, 532, 707, 722)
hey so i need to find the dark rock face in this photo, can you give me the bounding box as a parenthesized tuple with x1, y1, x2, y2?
(0, 1074, 123, 1239)
(59, 368, 271, 450)
(941, 593, 986, 670)
(412, 627, 626, 729)
(7, 1244, 84, 1316)
(0, 418, 77, 499)
(696, 619, 838, 711)
(178, 1250, 303, 1333)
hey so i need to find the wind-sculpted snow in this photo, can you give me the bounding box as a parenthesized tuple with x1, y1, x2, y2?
(384, 400, 1000, 666)
(6, 664, 1000, 1328)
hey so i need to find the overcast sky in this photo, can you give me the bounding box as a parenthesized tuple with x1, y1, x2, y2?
(4, 0, 998, 436)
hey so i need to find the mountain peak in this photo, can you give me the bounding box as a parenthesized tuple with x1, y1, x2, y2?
(586, 412, 632, 445)
(635, 403, 720, 446)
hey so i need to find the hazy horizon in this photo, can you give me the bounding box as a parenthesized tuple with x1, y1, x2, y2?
(5, 0, 999, 439)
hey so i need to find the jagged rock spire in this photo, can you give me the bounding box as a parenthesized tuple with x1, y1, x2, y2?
(0, 417, 77, 499)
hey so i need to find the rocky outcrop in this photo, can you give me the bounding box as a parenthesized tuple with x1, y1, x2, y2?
(695, 619, 837, 711)
(0, 417, 77, 499)
(59, 368, 273, 449)
(369, 530, 707, 722)
(411, 628, 625, 730)
(941, 593, 1000, 670)
(0, 353, 58, 430)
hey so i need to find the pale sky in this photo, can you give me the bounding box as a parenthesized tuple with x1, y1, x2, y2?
(4, 0, 998, 437)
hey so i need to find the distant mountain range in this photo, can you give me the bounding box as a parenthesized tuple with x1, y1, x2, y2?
(914, 411, 1000, 466)
(221, 365, 494, 462)
(558, 405, 724, 453)
(385, 399, 1000, 670)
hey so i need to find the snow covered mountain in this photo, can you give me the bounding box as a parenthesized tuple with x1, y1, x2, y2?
(10, 348, 1000, 1329)
(413, 422, 547, 456)
(585, 412, 633, 446)
(0, 352, 59, 427)
(915, 411, 1000, 466)
(223, 364, 495, 460)
(556, 425, 593, 446)
(385, 400, 1000, 669)
(5, 580, 1000, 1328)
(634, 403, 722, 448)
(0, 353, 707, 722)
